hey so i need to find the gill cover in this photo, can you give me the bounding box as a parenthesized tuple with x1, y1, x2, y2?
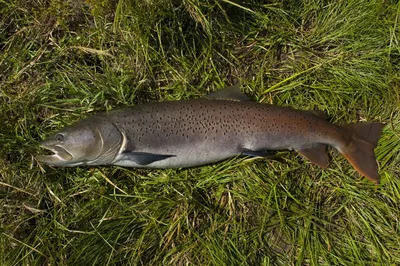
(37, 116, 123, 166)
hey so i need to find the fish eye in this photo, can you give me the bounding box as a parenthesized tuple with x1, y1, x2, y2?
(55, 134, 64, 142)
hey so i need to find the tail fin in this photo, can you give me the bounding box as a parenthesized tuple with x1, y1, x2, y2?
(341, 123, 384, 184)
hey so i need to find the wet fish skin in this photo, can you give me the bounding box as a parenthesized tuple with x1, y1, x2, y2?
(108, 100, 337, 166)
(37, 97, 384, 184)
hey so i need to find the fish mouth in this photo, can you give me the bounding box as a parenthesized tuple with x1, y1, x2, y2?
(36, 144, 73, 165)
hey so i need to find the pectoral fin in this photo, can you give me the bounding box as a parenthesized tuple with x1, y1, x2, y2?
(241, 149, 276, 157)
(297, 144, 330, 168)
(120, 152, 176, 165)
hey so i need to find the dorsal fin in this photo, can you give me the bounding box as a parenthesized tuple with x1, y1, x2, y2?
(205, 84, 251, 102)
(308, 110, 328, 119)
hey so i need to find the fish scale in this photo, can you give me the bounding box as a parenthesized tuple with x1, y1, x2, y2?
(37, 89, 384, 184)
(109, 100, 312, 152)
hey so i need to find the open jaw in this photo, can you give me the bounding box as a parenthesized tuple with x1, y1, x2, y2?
(36, 145, 73, 165)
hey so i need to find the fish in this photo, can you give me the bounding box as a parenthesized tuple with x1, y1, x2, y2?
(36, 86, 384, 184)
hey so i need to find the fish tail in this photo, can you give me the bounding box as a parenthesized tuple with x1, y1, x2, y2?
(340, 122, 384, 184)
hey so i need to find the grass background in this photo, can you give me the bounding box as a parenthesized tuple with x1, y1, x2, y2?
(1, 0, 400, 265)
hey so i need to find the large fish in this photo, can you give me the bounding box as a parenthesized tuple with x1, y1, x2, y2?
(37, 86, 384, 184)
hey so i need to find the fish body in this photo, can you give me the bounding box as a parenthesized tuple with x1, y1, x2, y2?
(37, 90, 384, 184)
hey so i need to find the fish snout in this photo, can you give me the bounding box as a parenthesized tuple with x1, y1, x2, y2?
(36, 144, 73, 165)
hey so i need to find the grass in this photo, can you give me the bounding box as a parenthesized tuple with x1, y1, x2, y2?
(1, 0, 399, 265)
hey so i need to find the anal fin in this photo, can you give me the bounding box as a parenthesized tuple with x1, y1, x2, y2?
(297, 144, 330, 168)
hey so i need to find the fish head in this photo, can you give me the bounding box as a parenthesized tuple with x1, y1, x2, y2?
(37, 116, 123, 167)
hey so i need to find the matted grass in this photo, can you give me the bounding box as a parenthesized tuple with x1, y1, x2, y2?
(1, 0, 399, 265)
